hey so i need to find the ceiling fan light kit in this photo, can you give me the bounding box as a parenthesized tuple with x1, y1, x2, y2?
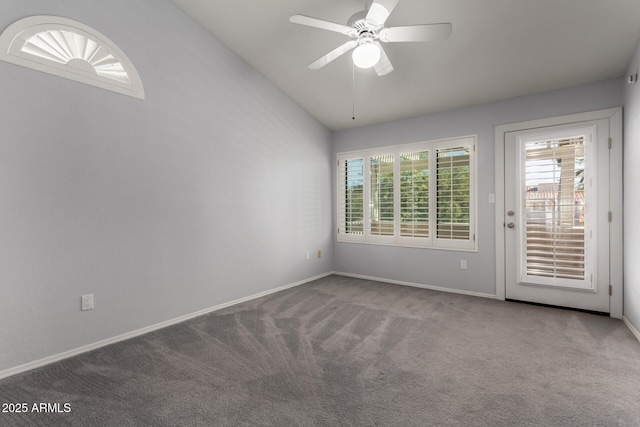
(352, 38, 381, 69)
(290, 0, 452, 76)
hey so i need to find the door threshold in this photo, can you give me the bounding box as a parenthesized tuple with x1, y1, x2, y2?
(506, 299, 609, 317)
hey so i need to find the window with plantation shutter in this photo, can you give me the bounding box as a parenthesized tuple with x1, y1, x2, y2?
(337, 136, 476, 250)
(370, 154, 394, 237)
(436, 145, 471, 244)
(337, 155, 364, 240)
(400, 150, 429, 239)
(0, 16, 145, 99)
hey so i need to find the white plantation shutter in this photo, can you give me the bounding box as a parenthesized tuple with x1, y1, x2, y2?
(0, 16, 145, 99)
(400, 150, 429, 239)
(369, 154, 395, 237)
(337, 154, 365, 241)
(336, 136, 476, 250)
(522, 136, 588, 286)
(435, 143, 473, 249)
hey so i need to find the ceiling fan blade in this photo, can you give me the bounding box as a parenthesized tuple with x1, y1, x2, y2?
(379, 23, 452, 42)
(289, 15, 354, 36)
(374, 43, 393, 76)
(366, 0, 400, 26)
(308, 40, 358, 69)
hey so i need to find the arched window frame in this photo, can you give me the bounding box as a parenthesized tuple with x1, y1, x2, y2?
(0, 15, 144, 99)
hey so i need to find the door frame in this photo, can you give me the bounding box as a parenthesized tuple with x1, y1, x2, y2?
(494, 108, 623, 318)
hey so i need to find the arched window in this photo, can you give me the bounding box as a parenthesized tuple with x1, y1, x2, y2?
(0, 16, 144, 99)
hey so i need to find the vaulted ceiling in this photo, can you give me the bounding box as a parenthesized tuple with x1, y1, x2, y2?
(171, 0, 640, 130)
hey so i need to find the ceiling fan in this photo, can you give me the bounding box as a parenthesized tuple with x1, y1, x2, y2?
(289, 0, 452, 76)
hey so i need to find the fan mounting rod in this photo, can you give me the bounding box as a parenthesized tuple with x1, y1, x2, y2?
(349, 10, 383, 38)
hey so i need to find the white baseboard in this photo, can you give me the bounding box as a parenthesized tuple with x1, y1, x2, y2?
(0, 272, 333, 381)
(623, 316, 640, 343)
(332, 271, 497, 300)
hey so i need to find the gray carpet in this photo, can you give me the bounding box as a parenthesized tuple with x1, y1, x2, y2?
(1, 275, 640, 426)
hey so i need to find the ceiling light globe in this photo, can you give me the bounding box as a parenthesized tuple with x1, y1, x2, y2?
(352, 43, 381, 69)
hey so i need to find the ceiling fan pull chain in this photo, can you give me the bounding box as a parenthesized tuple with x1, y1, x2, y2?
(352, 62, 356, 120)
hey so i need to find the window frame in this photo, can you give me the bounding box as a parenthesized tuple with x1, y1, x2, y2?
(336, 135, 477, 251)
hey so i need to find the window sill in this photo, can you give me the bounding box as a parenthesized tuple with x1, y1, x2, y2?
(336, 238, 478, 252)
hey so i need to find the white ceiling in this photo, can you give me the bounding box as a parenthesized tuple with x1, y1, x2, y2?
(171, 0, 640, 131)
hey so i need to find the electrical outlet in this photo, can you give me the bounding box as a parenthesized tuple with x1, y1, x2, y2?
(305, 251, 310, 260)
(81, 294, 94, 311)
(460, 260, 468, 270)
(317, 250, 322, 259)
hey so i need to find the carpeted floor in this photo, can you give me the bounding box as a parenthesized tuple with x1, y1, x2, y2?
(1, 275, 640, 426)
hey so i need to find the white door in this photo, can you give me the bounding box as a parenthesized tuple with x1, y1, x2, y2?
(504, 120, 610, 312)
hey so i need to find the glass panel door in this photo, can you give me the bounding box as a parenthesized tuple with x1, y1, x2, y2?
(504, 120, 610, 313)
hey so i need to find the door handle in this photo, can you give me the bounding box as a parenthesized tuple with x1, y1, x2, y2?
(507, 222, 515, 228)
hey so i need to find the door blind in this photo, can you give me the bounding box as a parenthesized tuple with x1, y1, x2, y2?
(523, 136, 585, 281)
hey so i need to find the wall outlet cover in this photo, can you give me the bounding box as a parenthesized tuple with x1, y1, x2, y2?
(81, 294, 94, 311)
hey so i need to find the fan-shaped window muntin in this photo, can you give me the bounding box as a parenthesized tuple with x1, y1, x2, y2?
(0, 16, 144, 99)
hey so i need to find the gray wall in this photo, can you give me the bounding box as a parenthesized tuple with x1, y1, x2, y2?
(624, 40, 640, 332)
(0, 0, 332, 373)
(332, 78, 623, 295)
